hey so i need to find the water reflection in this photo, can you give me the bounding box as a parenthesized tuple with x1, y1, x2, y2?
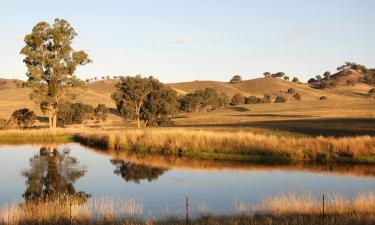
(111, 159, 168, 184)
(22, 146, 90, 202)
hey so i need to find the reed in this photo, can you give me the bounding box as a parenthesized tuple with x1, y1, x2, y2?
(76, 128, 375, 164)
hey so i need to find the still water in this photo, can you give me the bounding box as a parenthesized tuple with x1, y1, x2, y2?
(0, 143, 374, 217)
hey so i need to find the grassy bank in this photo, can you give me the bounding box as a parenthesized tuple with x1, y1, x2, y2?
(0, 129, 74, 144)
(76, 128, 375, 164)
(1, 192, 374, 225)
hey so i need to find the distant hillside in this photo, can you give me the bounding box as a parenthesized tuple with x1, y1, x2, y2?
(0, 75, 372, 119)
(0, 78, 23, 89)
(308, 69, 374, 97)
(169, 78, 337, 100)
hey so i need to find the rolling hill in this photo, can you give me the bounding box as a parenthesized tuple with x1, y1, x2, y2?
(0, 70, 374, 121)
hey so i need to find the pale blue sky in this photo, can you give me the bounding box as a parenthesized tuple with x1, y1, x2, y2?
(0, 0, 374, 82)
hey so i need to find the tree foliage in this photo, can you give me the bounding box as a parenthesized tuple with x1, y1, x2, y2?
(20, 19, 91, 128)
(10, 108, 36, 129)
(179, 88, 219, 112)
(57, 102, 94, 126)
(231, 93, 245, 105)
(230, 75, 242, 84)
(94, 104, 109, 122)
(112, 76, 177, 127)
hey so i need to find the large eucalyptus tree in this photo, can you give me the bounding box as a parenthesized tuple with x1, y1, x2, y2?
(20, 19, 91, 128)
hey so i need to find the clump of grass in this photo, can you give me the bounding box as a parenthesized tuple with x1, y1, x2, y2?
(76, 128, 375, 164)
(0, 196, 143, 225)
(253, 192, 375, 215)
(0, 129, 74, 144)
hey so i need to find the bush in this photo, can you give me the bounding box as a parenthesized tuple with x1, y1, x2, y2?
(0, 118, 8, 129)
(10, 108, 36, 129)
(320, 96, 328, 100)
(231, 93, 245, 105)
(58, 102, 94, 126)
(245, 96, 259, 104)
(274, 96, 287, 103)
(293, 93, 301, 101)
(94, 104, 109, 122)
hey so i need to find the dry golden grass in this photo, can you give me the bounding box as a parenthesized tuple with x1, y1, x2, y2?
(253, 192, 375, 215)
(1, 193, 374, 225)
(0, 197, 143, 225)
(76, 128, 375, 164)
(0, 129, 75, 144)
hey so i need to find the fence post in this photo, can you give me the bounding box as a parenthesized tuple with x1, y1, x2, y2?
(185, 197, 189, 225)
(322, 194, 325, 221)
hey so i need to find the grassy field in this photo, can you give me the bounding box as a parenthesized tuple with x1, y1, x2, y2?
(1, 192, 374, 225)
(75, 128, 375, 164)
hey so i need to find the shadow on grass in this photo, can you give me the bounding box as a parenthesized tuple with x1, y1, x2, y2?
(229, 106, 250, 112)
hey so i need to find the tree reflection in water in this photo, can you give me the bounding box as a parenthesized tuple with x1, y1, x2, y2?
(22, 146, 90, 203)
(111, 159, 167, 184)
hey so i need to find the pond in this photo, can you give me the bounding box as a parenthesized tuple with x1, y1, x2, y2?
(0, 143, 374, 218)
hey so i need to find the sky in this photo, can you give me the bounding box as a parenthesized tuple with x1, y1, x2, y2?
(0, 0, 374, 83)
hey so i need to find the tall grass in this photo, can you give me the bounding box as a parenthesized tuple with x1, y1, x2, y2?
(1, 192, 374, 225)
(0, 129, 73, 144)
(76, 128, 375, 164)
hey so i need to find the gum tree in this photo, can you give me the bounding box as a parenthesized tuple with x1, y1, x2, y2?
(20, 19, 91, 128)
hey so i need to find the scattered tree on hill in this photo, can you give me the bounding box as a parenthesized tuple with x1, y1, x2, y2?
(230, 75, 242, 84)
(218, 93, 230, 108)
(85, 79, 90, 83)
(315, 75, 322, 81)
(292, 77, 299, 83)
(263, 72, 271, 78)
(231, 93, 245, 105)
(284, 76, 290, 81)
(20, 19, 91, 128)
(308, 78, 317, 83)
(179, 88, 219, 112)
(94, 104, 109, 122)
(274, 96, 286, 103)
(57, 102, 94, 126)
(323, 71, 331, 80)
(111, 76, 163, 128)
(10, 108, 36, 129)
(272, 72, 285, 78)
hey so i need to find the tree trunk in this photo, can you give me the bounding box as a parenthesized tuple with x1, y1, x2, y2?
(52, 113, 57, 128)
(48, 111, 52, 128)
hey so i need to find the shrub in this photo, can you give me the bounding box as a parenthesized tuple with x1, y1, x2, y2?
(245, 96, 259, 104)
(0, 118, 8, 129)
(263, 94, 271, 103)
(283, 76, 290, 81)
(94, 104, 109, 122)
(10, 108, 36, 129)
(274, 96, 287, 103)
(320, 96, 328, 100)
(231, 93, 245, 105)
(293, 93, 301, 101)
